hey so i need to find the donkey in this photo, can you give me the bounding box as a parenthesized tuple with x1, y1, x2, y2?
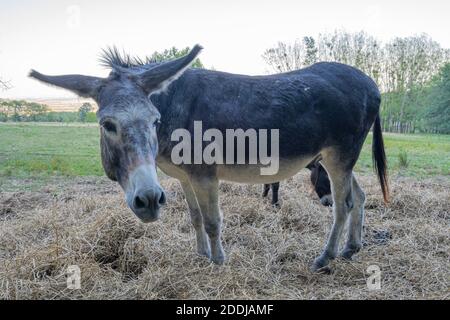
(262, 160, 332, 206)
(30, 45, 389, 272)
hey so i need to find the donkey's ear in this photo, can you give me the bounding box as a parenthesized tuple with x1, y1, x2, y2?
(29, 70, 104, 98)
(136, 44, 202, 95)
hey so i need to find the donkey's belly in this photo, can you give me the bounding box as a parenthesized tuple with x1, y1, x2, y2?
(216, 157, 315, 184)
(157, 155, 315, 184)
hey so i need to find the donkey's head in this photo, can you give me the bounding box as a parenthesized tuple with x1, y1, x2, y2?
(30, 45, 202, 222)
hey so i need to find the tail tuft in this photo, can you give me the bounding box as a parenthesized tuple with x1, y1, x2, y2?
(372, 115, 389, 203)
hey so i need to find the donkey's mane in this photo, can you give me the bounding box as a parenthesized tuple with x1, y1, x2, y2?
(99, 46, 160, 72)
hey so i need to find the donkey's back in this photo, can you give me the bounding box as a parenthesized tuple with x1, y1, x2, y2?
(161, 62, 381, 162)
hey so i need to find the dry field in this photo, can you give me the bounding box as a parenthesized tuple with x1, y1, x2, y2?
(27, 98, 98, 112)
(0, 172, 448, 299)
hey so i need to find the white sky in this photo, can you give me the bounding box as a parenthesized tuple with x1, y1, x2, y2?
(1, 0, 449, 99)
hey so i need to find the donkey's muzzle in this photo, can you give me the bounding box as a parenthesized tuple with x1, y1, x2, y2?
(131, 187, 166, 222)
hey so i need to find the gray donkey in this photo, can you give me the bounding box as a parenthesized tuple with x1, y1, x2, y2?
(30, 45, 388, 272)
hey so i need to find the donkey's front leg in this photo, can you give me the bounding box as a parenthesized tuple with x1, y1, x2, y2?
(190, 176, 225, 264)
(180, 180, 211, 258)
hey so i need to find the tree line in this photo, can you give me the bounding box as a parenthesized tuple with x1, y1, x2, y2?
(0, 100, 96, 123)
(262, 31, 450, 134)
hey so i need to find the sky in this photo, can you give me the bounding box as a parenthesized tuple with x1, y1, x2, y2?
(1, 0, 449, 99)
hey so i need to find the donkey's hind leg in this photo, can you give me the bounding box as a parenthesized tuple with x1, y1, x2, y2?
(312, 155, 353, 272)
(189, 175, 225, 264)
(340, 175, 366, 260)
(262, 184, 271, 197)
(271, 182, 280, 206)
(180, 180, 211, 258)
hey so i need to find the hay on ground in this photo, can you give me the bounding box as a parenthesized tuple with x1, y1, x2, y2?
(0, 173, 448, 299)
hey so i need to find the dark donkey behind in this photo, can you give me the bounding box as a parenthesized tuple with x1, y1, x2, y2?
(30, 45, 388, 272)
(263, 160, 332, 206)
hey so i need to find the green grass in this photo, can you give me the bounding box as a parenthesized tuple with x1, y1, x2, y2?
(355, 133, 450, 177)
(0, 123, 449, 183)
(0, 123, 103, 179)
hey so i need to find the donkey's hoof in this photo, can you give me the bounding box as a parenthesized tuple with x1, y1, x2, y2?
(211, 251, 226, 265)
(197, 248, 211, 259)
(311, 264, 332, 274)
(340, 246, 361, 260)
(196, 240, 211, 259)
(311, 255, 332, 273)
(272, 202, 281, 209)
(211, 248, 226, 265)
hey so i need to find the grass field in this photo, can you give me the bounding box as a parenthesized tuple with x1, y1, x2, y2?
(0, 123, 449, 190)
(0, 123, 102, 188)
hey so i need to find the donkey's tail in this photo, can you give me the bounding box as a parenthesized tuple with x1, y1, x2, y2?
(372, 114, 389, 203)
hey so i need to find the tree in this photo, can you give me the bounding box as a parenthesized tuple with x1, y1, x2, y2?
(262, 38, 315, 73)
(8, 100, 25, 121)
(23, 102, 49, 121)
(303, 36, 318, 66)
(381, 34, 449, 125)
(149, 46, 204, 68)
(317, 31, 382, 83)
(0, 100, 49, 121)
(262, 31, 382, 80)
(422, 64, 450, 133)
(78, 103, 93, 122)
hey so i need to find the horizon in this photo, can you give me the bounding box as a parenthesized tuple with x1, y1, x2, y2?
(1, 0, 449, 99)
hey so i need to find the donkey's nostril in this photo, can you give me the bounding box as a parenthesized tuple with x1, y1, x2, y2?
(158, 191, 166, 206)
(134, 195, 148, 209)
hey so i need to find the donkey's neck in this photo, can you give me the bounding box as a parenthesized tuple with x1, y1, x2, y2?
(150, 82, 194, 160)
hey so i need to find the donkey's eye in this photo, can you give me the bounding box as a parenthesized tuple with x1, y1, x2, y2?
(103, 121, 117, 133)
